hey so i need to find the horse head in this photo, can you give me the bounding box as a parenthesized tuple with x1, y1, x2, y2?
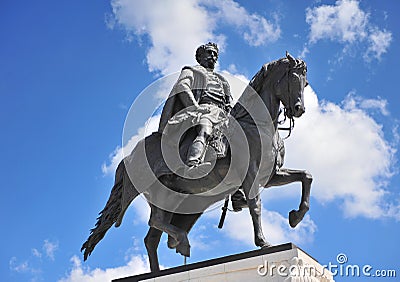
(274, 52, 308, 119)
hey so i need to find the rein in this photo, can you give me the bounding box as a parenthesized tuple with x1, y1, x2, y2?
(276, 66, 296, 140)
(278, 109, 295, 139)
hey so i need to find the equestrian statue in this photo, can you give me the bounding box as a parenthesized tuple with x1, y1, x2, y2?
(82, 42, 311, 273)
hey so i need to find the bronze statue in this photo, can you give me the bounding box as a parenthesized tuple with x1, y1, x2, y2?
(82, 43, 311, 273)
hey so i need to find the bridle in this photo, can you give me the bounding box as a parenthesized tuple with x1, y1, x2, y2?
(236, 58, 306, 141)
(274, 58, 307, 139)
(277, 108, 295, 140)
(274, 65, 298, 139)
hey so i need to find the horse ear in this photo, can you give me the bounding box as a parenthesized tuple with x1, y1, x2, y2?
(286, 51, 296, 67)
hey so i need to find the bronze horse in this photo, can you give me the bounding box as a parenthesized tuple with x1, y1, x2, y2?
(82, 53, 311, 273)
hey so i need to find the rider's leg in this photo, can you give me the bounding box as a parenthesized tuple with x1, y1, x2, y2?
(186, 120, 213, 166)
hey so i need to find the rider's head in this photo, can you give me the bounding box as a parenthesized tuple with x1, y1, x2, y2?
(196, 42, 219, 70)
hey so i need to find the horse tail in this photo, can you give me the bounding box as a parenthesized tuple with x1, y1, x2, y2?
(81, 159, 140, 261)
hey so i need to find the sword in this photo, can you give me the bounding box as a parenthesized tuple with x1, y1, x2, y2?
(218, 196, 230, 229)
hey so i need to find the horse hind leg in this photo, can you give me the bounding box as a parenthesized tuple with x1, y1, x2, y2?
(247, 195, 271, 248)
(144, 227, 162, 273)
(167, 213, 202, 249)
(242, 166, 271, 248)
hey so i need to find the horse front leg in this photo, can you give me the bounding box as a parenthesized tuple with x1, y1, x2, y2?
(266, 168, 312, 228)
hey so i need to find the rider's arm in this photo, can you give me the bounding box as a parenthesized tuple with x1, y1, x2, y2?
(223, 80, 233, 113)
(172, 68, 200, 109)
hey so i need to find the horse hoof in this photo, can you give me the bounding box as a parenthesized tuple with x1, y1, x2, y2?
(167, 235, 178, 249)
(255, 237, 271, 248)
(176, 242, 191, 257)
(260, 242, 272, 249)
(289, 209, 304, 228)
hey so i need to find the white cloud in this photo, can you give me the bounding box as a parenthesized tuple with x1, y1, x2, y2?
(43, 239, 58, 261)
(188, 224, 216, 251)
(305, 0, 392, 61)
(306, 0, 368, 44)
(284, 87, 397, 218)
(201, 0, 280, 46)
(131, 195, 151, 225)
(9, 257, 41, 278)
(32, 248, 42, 258)
(299, 46, 309, 59)
(109, 0, 214, 74)
(59, 255, 150, 282)
(9, 257, 30, 273)
(9, 240, 59, 280)
(364, 28, 393, 61)
(387, 200, 400, 221)
(345, 93, 389, 116)
(108, 0, 280, 74)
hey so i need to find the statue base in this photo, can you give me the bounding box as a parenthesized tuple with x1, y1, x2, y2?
(113, 243, 334, 282)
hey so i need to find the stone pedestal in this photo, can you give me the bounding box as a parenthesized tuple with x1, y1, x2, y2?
(113, 243, 334, 282)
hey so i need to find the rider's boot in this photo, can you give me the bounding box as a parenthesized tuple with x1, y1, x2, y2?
(186, 137, 207, 167)
(185, 137, 211, 178)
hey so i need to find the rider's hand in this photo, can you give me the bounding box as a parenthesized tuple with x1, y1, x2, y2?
(196, 105, 211, 114)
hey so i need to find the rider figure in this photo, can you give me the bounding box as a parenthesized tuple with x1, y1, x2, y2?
(158, 42, 247, 210)
(186, 43, 232, 166)
(158, 42, 232, 167)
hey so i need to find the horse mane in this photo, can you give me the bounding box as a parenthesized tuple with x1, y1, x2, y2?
(249, 60, 280, 93)
(231, 59, 282, 121)
(231, 56, 306, 122)
(249, 56, 306, 92)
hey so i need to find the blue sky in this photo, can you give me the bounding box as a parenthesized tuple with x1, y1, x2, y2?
(1, 0, 399, 281)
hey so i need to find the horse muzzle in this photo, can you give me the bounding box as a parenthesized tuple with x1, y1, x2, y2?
(292, 102, 305, 118)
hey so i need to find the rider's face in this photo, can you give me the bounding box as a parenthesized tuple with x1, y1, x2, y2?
(199, 49, 218, 69)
